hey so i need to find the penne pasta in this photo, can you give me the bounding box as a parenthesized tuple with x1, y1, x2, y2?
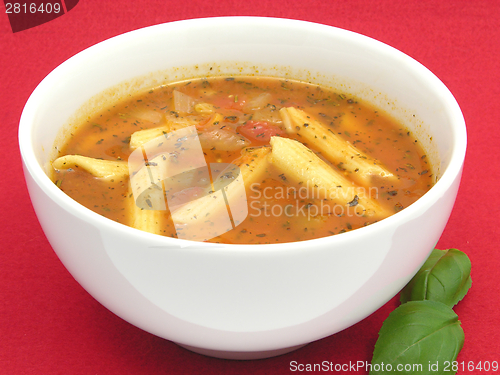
(129, 113, 224, 150)
(234, 146, 272, 183)
(279, 107, 394, 184)
(52, 155, 128, 181)
(53, 154, 168, 234)
(126, 191, 167, 235)
(269, 136, 389, 218)
(129, 125, 170, 150)
(170, 147, 271, 241)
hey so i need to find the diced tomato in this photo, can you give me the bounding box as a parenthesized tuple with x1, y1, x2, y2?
(211, 95, 247, 111)
(237, 121, 286, 143)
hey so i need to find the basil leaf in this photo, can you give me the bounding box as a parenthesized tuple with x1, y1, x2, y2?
(400, 248, 472, 307)
(370, 300, 464, 375)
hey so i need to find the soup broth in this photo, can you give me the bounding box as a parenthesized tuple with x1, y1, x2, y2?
(51, 76, 434, 244)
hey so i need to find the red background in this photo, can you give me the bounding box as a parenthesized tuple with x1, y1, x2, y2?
(1, 1, 499, 374)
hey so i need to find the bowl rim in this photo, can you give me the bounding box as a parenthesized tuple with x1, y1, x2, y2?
(18, 16, 467, 252)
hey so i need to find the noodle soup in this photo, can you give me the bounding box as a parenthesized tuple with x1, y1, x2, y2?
(51, 76, 434, 244)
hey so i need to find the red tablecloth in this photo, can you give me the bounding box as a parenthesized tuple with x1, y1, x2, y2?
(1, 1, 499, 374)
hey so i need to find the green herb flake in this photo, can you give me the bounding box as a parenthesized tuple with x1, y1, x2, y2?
(394, 202, 404, 212)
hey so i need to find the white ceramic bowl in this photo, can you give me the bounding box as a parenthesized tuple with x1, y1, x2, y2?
(19, 17, 466, 359)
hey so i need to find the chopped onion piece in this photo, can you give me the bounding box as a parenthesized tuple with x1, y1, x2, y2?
(243, 93, 273, 111)
(173, 90, 196, 114)
(130, 109, 164, 124)
(251, 107, 283, 125)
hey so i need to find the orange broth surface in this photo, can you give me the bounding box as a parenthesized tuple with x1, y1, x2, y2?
(52, 76, 434, 244)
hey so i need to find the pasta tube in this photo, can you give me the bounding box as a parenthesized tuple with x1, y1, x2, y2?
(53, 154, 166, 234)
(126, 192, 166, 235)
(269, 136, 389, 218)
(280, 107, 394, 184)
(233, 146, 272, 183)
(170, 147, 271, 241)
(129, 113, 224, 150)
(129, 126, 170, 150)
(52, 155, 128, 181)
